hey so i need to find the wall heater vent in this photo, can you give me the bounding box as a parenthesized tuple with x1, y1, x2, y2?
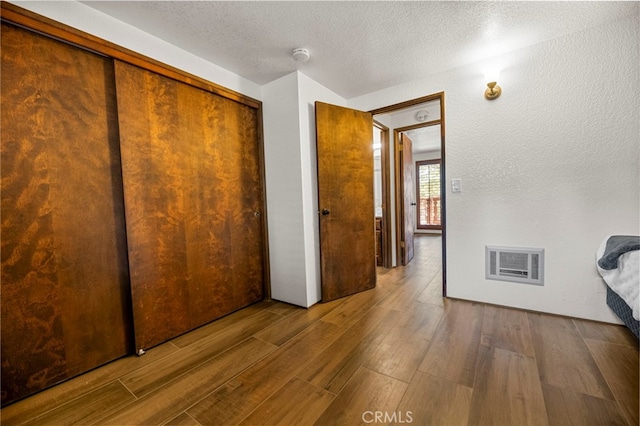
(485, 246, 544, 286)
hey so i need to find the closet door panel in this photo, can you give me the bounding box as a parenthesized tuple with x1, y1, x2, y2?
(227, 105, 265, 308)
(181, 82, 235, 328)
(114, 61, 264, 351)
(113, 63, 192, 349)
(1, 23, 132, 404)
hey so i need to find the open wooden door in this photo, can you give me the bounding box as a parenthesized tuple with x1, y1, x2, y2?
(316, 102, 376, 302)
(400, 133, 415, 265)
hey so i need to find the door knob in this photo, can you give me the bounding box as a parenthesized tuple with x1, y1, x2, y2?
(410, 202, 416, 206)
(321, 209, 331, 216)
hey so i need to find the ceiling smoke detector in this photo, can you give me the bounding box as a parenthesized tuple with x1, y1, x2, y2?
(415, 110, 429, 122)
(292, 48, 310, 63)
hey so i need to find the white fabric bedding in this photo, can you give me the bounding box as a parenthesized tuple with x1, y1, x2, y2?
(597, 237, 640, 320)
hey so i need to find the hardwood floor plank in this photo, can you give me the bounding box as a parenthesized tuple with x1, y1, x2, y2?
(121, 310, 283, 397)
(481, 304, 535, 357)
(187, 320, 345, 425)
(375, 263, 408, 283)
(573, 318, 638, 347)
(375, 242, 440, 310)
(376, 268, 438, 312)
(265, 301, 303, 317)
(253, 298, 344, 346)
(418, 300, 484, 387)
(169, 301, 273, 348)
(163, 412, 201, 426)
(541, 383, 628, 426)
(313, 367, 408, 426)
(528, 312, 615, 400)
(585, 338, 639, 426)
(468, 345, 548, 426)
(238, 377, 335, 425)
(396, 371, 472, 425)
(97, 337, 276, 426)
(22, 381, 135, 426)
(321, 284, 395, 329)
(297, 306, 400, 394)
(416, 271, 444, 307)
(0, 341, 178, 426)
(365, 303, 444, 382)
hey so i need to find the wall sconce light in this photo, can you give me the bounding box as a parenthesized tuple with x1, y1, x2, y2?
(484, 68, 502, 100)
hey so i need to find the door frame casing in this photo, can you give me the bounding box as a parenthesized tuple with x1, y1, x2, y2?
(373, 120, 392, 269)
(369, 92, 447, 296)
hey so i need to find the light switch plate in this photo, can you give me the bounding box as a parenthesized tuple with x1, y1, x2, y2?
(451, 179, 461, 193)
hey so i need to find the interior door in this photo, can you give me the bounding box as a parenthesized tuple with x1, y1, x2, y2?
(401, 133, 415, 265)
(316, 102, 376, 302)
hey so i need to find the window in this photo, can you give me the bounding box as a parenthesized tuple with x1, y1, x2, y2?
(416, 159, 441, 229)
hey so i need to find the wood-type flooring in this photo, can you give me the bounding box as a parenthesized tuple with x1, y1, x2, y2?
(2, 235, 638, 425)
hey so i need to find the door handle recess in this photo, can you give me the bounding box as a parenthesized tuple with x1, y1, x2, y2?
(321, 209, 331, 216)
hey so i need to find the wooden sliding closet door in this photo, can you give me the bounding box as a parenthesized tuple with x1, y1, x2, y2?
(1, 23, 132, 404)
(114, 61, 265, 351)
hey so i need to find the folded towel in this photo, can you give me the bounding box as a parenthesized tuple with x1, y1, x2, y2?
(597, 235, 640, 270)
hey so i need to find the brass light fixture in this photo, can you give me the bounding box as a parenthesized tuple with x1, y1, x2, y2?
(484, 68, 502, 100)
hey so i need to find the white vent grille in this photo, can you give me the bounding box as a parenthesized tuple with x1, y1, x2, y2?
(485, 246, 544, 286)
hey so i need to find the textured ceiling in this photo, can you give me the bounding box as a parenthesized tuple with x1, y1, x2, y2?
(81, 1, 637, 99)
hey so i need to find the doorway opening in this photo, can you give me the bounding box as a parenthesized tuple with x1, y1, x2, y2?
(416, 159, 442, 231)
(369, 92, 446, 296)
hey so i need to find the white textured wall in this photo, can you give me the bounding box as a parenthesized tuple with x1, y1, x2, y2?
(351, 14, 640, 323)
(262, 73, 308, 306)
(12, 1, 261, 99)
(414, 150, 441, 163)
